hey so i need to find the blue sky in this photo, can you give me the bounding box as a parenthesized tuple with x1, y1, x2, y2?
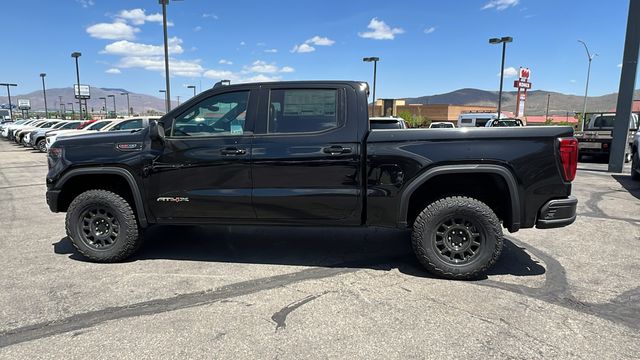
(0, 0, 635, 100)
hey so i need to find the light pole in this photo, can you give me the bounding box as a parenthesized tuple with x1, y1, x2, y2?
(159, 90, 167, 113)
(121, 92, 131, 116)
(58, 96, 64, 119)
(176, 95, 180, 106)
(489, 36, 513, 119)
(40, 73, 48, 118)
(187, 85, 196, 97)
(160, 0, 171, 113)
(578, 40, 597, 131)
(71, 52, 83, 120)
(99, 97, 107, 118)
(0, 83, 17, 120)
(107, 94, 116, 118)
(362, 57, 379, 116)
(545, 93, 551, 121)
(67, 103, 75, 118)
(61, 103, 66, 119)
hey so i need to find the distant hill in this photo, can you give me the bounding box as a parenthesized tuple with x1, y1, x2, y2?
(0, 86, 177, 114)
(405, 88, 640, 115)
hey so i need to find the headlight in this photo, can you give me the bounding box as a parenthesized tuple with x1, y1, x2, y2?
(48, 147, 63, 159)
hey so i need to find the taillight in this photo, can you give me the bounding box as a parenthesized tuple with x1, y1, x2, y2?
(558, 137, 578, 182)
(48, 147, 63, 159)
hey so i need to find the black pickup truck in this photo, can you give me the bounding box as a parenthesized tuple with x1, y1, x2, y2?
(46, 81, 578, 279)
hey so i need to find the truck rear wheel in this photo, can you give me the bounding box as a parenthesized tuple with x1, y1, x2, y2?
(66, 189, 142, 262)
(411, 196, 503, 280)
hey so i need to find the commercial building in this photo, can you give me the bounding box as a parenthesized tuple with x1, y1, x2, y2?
(370, 98, 496, 123)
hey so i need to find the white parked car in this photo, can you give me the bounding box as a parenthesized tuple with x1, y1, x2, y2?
(429, 122, 455, 129)
(458, 112, 506, 128)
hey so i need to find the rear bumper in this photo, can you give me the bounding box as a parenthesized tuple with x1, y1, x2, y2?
(46, 190, 60, 212)
(536, 196, 577, 229)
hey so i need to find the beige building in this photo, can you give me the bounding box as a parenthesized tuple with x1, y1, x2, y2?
(370, 98, 496, 123)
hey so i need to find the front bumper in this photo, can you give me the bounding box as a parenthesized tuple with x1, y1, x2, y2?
(46, 190, 61, 212)
(536, 196, 578, 229)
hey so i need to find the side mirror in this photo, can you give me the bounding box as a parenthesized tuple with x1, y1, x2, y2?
(149, 120, 165, 141)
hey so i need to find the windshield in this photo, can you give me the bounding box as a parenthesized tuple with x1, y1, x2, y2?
(431, 123, 453, 128)
(89, 121, 111, 130)
(51, 122, 68, 129)
(592, 115, 615, 128)
(60, 122, 81, 129)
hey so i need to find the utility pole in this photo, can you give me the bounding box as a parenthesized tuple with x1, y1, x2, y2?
(160, 0, 171, 112)
(58, 96, 64, 119)
(609, 0, 640, 172)
(121, 92, 131, 116)
(177, 95, 180, 106)
(71, 52, 83, 120)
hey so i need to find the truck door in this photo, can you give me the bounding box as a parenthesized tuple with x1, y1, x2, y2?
(251, 85, 362, 224)
(147, 87, 257, 221)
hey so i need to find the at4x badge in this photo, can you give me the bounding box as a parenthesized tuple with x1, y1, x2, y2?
(157, 197, 190, 203)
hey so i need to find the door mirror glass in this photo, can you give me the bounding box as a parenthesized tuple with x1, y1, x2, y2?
(149, 120, 165, 141)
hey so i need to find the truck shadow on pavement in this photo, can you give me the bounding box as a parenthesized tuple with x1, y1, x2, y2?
(53, 225, 545, 280)
(612, 174, 640, 200)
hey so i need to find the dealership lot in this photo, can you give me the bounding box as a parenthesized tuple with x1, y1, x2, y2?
(0, 140, 639, 359)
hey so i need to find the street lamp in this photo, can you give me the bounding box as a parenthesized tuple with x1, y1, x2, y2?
(58, 96, 64, 119)
(107, 94, 116, 117)
(489, 36, 513, 119)
(159, 90, 167, 113)
(71, 52, 83, 120)
(362, 57, 379, 116)
(0, 83, 17, 120)
(176, 95, 180, 106)
(160, 0, 172, 113)
(99, 97, 107, 118)
(187, 85, 196, 97)
(121, 92, 131, 116)
(67, 103, 75, 118)
(578, 40, 597, 131)
(40, 73, 48, 118)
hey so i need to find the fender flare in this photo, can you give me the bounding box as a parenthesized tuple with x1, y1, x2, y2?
(55, 167, 148, 227)
(397, 164, 520, 232)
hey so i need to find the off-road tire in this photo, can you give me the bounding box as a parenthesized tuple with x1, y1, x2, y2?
(66, 189, 141, 262)
(411, 196, 503, 280)
(632, 151, 640, 181)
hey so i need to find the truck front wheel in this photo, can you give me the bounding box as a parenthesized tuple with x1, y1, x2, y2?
(411, 196, 503, 280)
(66, 189, 142, 262)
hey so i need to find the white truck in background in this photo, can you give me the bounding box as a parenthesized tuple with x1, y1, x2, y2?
(575, 112, 638, 162)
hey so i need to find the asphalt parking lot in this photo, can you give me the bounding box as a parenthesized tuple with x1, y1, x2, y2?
(0, 139, 639, 359)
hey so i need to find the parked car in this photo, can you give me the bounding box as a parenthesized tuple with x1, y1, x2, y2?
(457, 112, 506, 128)
(0, 119, 29, 137)
(47, 117, 158, 150)
(22, 120, 64, 147)
(46, 81, 579, 280)
(26, 121, 78, 152)
(369, 116, 407, 129)
(574, 113, 638, 162)
(429, 122, 456, 129)
(485, 118, 524, 127)
(13, 120, 51, 144)
(4, 119, 40, 140)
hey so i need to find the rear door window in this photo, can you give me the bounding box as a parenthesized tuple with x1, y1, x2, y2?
(268, 89, 338, 134)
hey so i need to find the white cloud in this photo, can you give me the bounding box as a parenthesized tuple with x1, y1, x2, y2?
(498, 66, 518, 78)
(219, 59, 233, 65)
(193, 26, 202, 32)
(244, 60, 293, 73)
(86, 22, 140, 40)
(203, 69, 236, 80)
(570, 79, 577, 83)
(202, 13, 219, 19)
(358, 18, 404, 40)
(118, 8, 164, 25)
(76, 0, 94, 8)
(424, 26, 436, 34)
(306, 36, 335, 46)
(242, 74, 281, 83)
(102, 37, 184, 56)
(265, 48, 278, 53)
(240, 41, 246, 46)
(105, 68, 121, 74)
(291, 43, 315, 53)
(291, 35, 335, 53)
(482, 0, 519, 11)
(118, 56, 204, 77)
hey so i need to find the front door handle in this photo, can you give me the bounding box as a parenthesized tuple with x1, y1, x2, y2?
(323, 145, 352, 155)
(220, 147, 247, 155)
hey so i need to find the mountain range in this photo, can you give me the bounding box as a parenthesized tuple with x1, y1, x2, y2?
(1, 85, 638, 115)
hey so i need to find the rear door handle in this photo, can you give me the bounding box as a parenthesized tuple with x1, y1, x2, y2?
(220, 147, 247, 155)
(323, 145, 352, 155)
